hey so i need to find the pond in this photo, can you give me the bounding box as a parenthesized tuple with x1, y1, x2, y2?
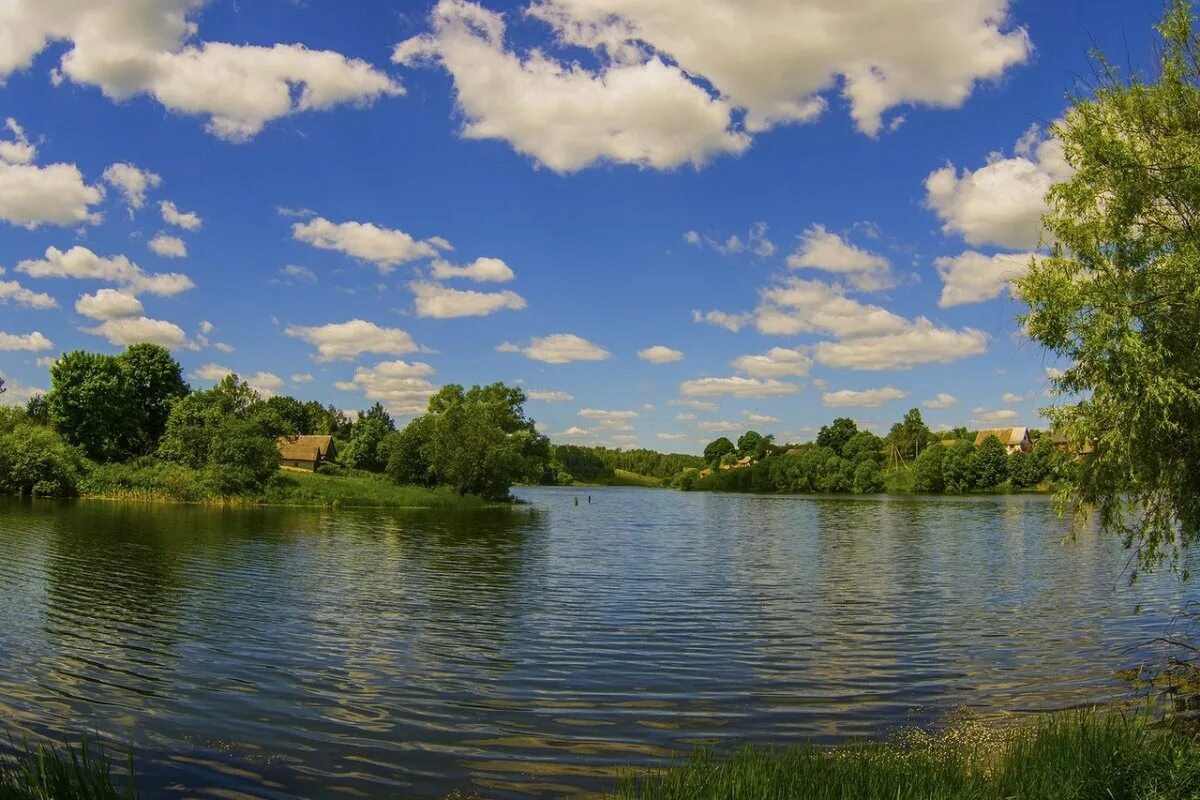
(0, 489, 1191, 798)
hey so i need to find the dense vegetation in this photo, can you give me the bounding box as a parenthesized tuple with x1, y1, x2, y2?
(678, 410, 1075, 496)
(548, 444, 704, 486)
(0, 344, 549, 505)
(612, 710, 1200, 800)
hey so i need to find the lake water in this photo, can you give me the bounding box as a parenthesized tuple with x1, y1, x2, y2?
(0, 489, 1193, 798)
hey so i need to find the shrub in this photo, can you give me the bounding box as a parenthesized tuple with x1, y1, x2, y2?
(0, 423, 86, 497)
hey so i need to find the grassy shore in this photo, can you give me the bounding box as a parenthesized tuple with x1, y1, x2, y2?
(0, 741, 135, 800)
(611, 710, 1200, 800)
(78, 461, 494, 510)
(569, 469, 666, 488)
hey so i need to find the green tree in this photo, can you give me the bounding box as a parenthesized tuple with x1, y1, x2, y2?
(158, 374, 285, 471)
(384, 416, 434, 486)
(24, 394, 50, 426)
(117, 343, 189, 453)
(204, 418, 282, 494)
(48, 351, 139, 461)
(853, 460, 884, 494)
(913, 442, 947, 493)
(942, 440, 976, 493)
(843, 431, 884, 464)
(1016, 0, 1200, 570)
(422, 383, 549, 499)
(885, 408, 933, 462)
(816, 418, 858, 456)
(0, 422, 86, 497)
(343, 402, 396, 472)
(737, 430, 765, 457)
(703, 437, 736, 464)
(265, 395, 309, 435)
(972, 436, 1010, 489)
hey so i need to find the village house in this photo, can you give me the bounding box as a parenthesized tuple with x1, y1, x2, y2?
(277, 435, 338, 472)
(974, 427, 1032, 455)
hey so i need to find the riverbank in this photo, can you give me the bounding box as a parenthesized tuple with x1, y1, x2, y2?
(78, 462, 496, 510)
(611, 710, 1200, 800)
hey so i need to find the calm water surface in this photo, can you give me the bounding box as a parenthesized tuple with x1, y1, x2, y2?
(0, 489, 1193, 798)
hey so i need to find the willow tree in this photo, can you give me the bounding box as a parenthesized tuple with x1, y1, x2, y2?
(1017, 0, 1200, 576)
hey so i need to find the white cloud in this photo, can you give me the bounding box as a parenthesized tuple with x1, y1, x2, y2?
(656, 432, 689, 441)
(822, 386, 909, 408)
(675, 413, 696, 421)
(429, 256, 514, 283)
(812, 317, 988, 370)
(935, 250, 1035, 307)
(680, 376, 798, 399)
(160, 200, 202, 231)
(731, 346, 811, 378)
(0, 331, 53, 352)
(291, 373, 314, 384)
(0, 160, 103, 229)
(278, 264, 317, 284)
(337, 360, 439, 415)
(692, 309, 752, 332)
(499, 333, 610, 364)
(198, 320, 214, 335)
(213, 342, 234, 353)
(698, 420, 741, 432)
(410, 280, 526, 318)
(394, 0, 750, 172)
(755, 278, 909, 338)
(744, 412, 779, 424)
(285, 319, 420, 362)
(75, 289, 143, 320)
(670, 399, 718, 414)
(0, 118, 35, 165)
(684, 222, 775, 257)
(787, 224, 892, 290)
(922, 392, 958, 410)
(246, 372, 284, 398)
(527, 390, 573, 402)
(973, 407, 1019, 424)
(293, 217, 449, 272)
(1001, 392, 1030, 404)
(17, 246, 194, 296)
(638, 345, 683, 364)
(85, 316, 189, 349)
(579, 408, 638, 431)
(149, 234, 187, 259)
(102, 163, 161, 209)
(925, 122, 1071, 249)
(0, 1, 402, 141)
(190, 363, 233, 382)
(0, 278, 56, 309)
(0, 372, 45, 406)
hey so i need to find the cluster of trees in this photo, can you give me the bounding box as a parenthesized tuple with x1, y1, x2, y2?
(0, 344, 549, 502)
(678, 411, 1073, 496)
(548, 444, 703, 485)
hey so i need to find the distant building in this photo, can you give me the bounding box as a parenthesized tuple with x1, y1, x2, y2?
(974, 427, 1032, 454)
(1050, 429, 1095, 455)
(277, 435, 338, 472)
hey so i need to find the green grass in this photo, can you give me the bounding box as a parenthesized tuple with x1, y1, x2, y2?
(572, 469, 665, 488)
(611, 710, 1200, 800)
(262, 470, 492, 509)
(0, 741, 136, 800)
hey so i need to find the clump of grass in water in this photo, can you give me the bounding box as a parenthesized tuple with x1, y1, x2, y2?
(611, 710, 1200, 800)
(0, 740, 135, 800)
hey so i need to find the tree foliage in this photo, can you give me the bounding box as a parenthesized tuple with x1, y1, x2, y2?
(343, 403, 395, 472)
(816, 418, 858, 457)
(1016, 0, 1200, 572)
(48, 351, 140, 462)
(703, 437, 736, 464)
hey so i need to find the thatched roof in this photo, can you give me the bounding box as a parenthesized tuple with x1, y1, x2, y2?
(974, 427, 1028, 447)
(277, 435, 335, 462)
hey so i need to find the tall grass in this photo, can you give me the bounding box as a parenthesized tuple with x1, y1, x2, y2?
(611, 711, 1200, 800)
(0, 741, 135, 800)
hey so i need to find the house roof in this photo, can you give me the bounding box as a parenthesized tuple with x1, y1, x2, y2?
(277, 435, 335, 462)
(974, 427, 1028, 447)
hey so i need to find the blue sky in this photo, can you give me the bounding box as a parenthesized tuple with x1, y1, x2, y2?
(0, 0, 1167, 450)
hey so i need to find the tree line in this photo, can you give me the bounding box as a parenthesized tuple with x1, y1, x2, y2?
(547, 444, 704, 485)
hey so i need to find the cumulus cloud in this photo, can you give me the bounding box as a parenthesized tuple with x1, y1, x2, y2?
(285, 319, 421, 362)
(527, 390, 573, 402)
(822, 386, 909, 408)
(925, 122, 1071, 249)
(17, 246, 194, 295)
(744, 412, 779, 424)
(731, 346, 811, 378)
(394, 0, 750, 172)
(429, 256, 514, 283)
(657, 432, 689, 441)
(935, 250, 1035, 307)
(0, 372, 45, 406)
(684, 222, 775, 257)
(498, 333, 610, 364)
(102, 163, 161, 209)
(74, 289, 143, 320)
(0, 120, 103, 228)
(160, 200, 202, 231)
(0, 331, 53, 351)
(698, 420, 741, 432)
(670, 399, 718, 412)
(149, 234, 187, 258)
(0, 278, 56, 309)
(680, 376, 798, 399)
(812, 318, 988, 370)
(293, 217, 449, 272)
(336, 360, 439, 415)
(278, 264, 317, 284)
(692, 309, 752, 332)
(190, 364, 285, 397)
(291, 373, 314, 384)
(787, 224, 893, 290)
(579, 408, 638, 430)
(974, 407, 1019, 424)
(409, 280, 526, 318)
(638, 345, 683, 364)
(0, 1, 402, 141)
(922, 392, 958, 410)
(396, 0, 1029, 171)
(84, 316, 190, 349)
(1001, 392, 1030, 404)
(754, 278, 910, 338)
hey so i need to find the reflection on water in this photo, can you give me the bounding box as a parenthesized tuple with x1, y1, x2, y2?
(0, 490, 1192, 798)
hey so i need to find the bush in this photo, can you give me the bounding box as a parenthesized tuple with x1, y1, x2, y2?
(0, 423, 86, 497)
(913, 442, 946, 492)
(853, 460, 885, 493)
(972, 436, 1010, 489)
